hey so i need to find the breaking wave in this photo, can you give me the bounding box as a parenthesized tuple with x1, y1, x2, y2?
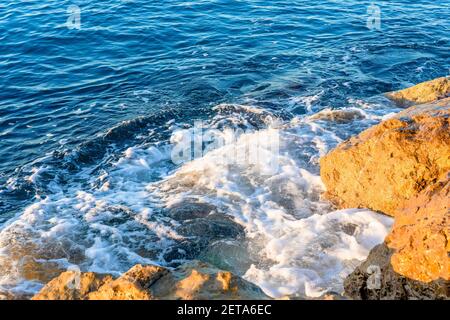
(0, 97, 398, 299)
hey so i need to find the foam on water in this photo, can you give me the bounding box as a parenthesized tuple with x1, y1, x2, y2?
(243, 209, 392, 298)
(0, 99, 397, 299)
(150, 102, 395, 298)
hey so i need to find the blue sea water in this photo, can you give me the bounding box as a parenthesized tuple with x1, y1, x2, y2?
(0, 0, 448, 299)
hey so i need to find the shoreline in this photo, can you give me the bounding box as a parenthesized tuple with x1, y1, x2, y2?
(29, 76, 449, 300)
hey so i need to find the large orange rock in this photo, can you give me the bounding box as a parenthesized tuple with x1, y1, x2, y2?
(32, 261, 269, 300)
(386, 181, 449, 282)
(321, 79, 449, 285)
(320, 98, 450, 216)
(385, 76, 450, 107)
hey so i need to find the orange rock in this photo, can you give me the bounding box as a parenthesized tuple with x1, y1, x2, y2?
(320, 98, 450, 216)
(320, 81, 449, 284)
(32, 264, 167, 300)
(148, 261, 266, 300)
(386, 77, 450, 107)
(386, 181, 449, 282)
(32, 271, 113, 300)
(31, 261, 268, 300)
(87, 265, 168, 300)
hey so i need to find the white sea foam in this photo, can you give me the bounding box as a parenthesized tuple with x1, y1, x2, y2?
(151, 114, 393, 298)
(0, 100, 395, 299)
(288, 90, 324, 113)
(243, 209, 392, 298)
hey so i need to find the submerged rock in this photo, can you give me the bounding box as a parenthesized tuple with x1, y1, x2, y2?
(307, 108, 366, 123)
(385, 76, 450, 107)
(32, 261, 269, 300)
(344, 243, 448, 300)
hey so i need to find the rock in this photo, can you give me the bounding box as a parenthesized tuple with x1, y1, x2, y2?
(321, 78, 450, 290)
(386, 181, 449, 282)
(33, 272, 113, 300)
(386, 77, 450, 107)
(395, 96, 450, 117)
(32, 261, 269, 300)
(320, 98, 450, 216)
(344, 243, 448, 300)
(87, 265, 168, 300)
(307, 108, 365, 123)
(148, 261, 268, 300)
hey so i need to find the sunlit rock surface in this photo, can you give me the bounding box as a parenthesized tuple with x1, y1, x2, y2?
(385, 76, 450, 107)
(320, 98, 449, 216)
(32, 272, 113, 300)
(387, 181, 449, 282)
(321, 78, 449, 296)
(33, 261, 269, 300)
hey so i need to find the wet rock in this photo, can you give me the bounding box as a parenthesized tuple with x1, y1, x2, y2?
(32, 261, 269, 300)
(344, 243, 448, 300)
(167, 200, 216, 220)
(198, 240, 255, 276)
(166, 209, 245, 262)
(177, 217, 243, 240)
(386, 77, 450, 107)
(320, 98, 450, 217)
(307, 108, 366, 123)
(148, 261, 269, 300)
(0, 236, 86, 299)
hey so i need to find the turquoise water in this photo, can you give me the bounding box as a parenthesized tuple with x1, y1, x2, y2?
(0, 1, 448, 299)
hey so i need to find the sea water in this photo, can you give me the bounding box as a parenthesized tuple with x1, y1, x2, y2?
(0, 0, 449, 299)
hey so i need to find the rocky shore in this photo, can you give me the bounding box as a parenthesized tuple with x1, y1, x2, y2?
(33, 77, 449, 300)
(33, 260, 268, 300)
(322, 76, 449, 299)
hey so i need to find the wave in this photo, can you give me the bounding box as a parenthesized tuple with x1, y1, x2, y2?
(0, 98, 396, 299)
